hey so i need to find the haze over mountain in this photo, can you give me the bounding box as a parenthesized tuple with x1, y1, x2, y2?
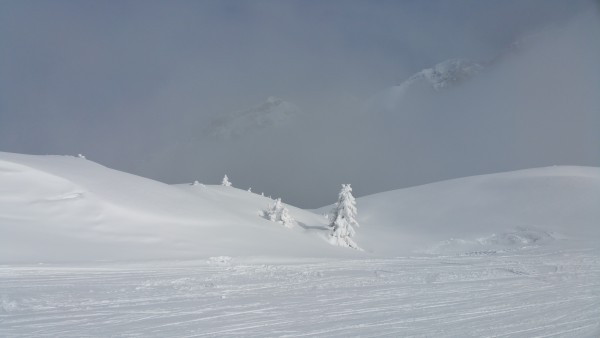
(365, 58, 484, 112)
(205, 97, 301, 140)
(0, 0, 598, 207)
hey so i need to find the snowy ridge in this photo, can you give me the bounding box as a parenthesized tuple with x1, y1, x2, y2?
(205, 97, 301, 139)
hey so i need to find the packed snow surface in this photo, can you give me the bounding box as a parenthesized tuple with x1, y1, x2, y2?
(1, 152, 599, 336)
(2, 249, 599, 337)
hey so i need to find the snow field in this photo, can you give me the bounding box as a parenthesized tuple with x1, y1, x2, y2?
(1, 247, 599, 337)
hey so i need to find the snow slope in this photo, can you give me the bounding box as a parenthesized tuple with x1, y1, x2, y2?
(350, 166, 600, 255)
(0, 152, 341, 264)
(2, 153, 599, 337)
(1, 152, 598, 263)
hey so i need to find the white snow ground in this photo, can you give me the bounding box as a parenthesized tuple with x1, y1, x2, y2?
(1, 152, 599, 336)
(2, 249, 599, 337)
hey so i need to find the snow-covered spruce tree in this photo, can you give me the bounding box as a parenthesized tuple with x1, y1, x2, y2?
(329, 184, 360, 249)
(264, 198, 295, 228)
(221, 175, 232, 187)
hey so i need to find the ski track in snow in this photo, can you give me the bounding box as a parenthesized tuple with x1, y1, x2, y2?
(1, 248, 599, 337)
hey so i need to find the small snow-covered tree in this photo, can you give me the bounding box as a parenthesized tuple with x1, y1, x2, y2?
(265, 198, 282, 222)
(221, 175, 232, 187)
(329, 184, 360, 249)
(263, 198, 295, 228)
(279, 206, 295, 228)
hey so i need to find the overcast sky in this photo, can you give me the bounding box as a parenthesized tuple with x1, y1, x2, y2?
(1, 0, 598, 207)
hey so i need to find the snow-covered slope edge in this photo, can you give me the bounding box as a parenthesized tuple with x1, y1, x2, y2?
(0, 152, 342, 264)
(347, 166, 600, 255)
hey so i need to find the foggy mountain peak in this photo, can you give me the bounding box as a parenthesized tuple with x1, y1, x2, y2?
(366, 58, 484, 113)
(205, 97, 302, 139)
(1, 1, 596, 209)
(405, 59, 484, 91)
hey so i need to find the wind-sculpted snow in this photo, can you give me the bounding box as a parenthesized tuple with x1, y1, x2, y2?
(1, 248, 599, 337)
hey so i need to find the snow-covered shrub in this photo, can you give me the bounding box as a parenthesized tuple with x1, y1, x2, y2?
(221, 175, 232, 187)
(329, 184, 361, 249)
(263, 198, 295, 228)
